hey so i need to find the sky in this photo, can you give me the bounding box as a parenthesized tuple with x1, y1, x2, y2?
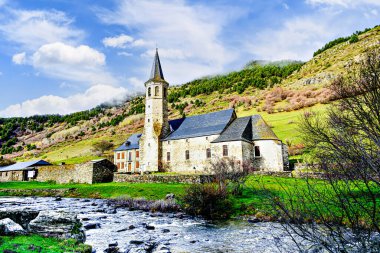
(0, 0, 379, 117)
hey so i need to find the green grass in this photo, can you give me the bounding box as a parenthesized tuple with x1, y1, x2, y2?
(0, 235, 91, 253)
(0, 181, 187, 200)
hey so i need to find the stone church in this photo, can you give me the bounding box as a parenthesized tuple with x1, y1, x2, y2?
(114, 49, 288, 173)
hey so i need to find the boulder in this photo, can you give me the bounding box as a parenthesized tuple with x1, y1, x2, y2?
(165, 194, 175, 200)
(29, 210, 85, 242)
(0, 218, 25, 235)
(0, 208, 39, 229)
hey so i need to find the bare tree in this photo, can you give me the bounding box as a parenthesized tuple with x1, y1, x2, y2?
(92, 140, 114, 156)
(270, 49, 380, 252)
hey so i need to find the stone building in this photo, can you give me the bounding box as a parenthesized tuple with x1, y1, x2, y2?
(0, 159, 116, 184)
(114, 49, 288, 173)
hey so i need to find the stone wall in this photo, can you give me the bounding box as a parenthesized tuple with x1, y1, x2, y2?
(113, 173, 214, 184)
(0, 171, 24, 182)
(36, 160, 115, 184)
(36, 164, 93, 184)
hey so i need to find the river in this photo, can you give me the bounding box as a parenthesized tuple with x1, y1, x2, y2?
(0, 197, 311, 252)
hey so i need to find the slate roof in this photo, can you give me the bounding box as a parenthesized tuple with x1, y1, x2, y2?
(212, 116, 252, 143)
(147, 48, 166, 83)
(0, 160, 51, 172)
(115, 133, 142, 151)
(251, 115, 279, 140)
(163, 109, 235, 141)
(212, 114, 279, 143)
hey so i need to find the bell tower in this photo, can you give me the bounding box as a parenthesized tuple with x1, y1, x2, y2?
(140, 49, 169, 172)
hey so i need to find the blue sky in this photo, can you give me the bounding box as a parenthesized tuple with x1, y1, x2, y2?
(0, 0, 379, 117)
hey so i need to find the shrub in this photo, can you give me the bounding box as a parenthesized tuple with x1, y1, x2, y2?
(181, 183, 233, 219)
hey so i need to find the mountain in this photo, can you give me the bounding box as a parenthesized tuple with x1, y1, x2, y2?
(1, 25, 379, 164)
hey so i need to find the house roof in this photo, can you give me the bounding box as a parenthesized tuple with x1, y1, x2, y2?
(251, 115, 279, 140)
(115, 133, 142, 151)
(163, 109, 235, 141)
(212, 116, 252, 143)
(0, 160, 51, 172)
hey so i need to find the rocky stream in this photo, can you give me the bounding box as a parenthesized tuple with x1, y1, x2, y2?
(0, 197, 310, 253)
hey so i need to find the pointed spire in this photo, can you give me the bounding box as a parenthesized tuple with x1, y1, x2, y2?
(149, 48, 165, 81)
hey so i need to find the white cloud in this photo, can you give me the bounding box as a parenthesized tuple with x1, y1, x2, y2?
(96, 0, 242, 83)
(0, 9, 83, 50)
(117, 51, 133, 57)
(306, 0, 380, 7)
(12, 52, 26, 64)
(0, 84, 129, 117)
(102, 34, 134, 48)
(30, 42, 116, 85)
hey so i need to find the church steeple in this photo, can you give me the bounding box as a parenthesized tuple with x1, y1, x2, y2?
(149, 48, 165, 82)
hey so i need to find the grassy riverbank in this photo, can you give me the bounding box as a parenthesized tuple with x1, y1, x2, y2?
(0, 176, 378, 221)
(0, 235, 91, 253)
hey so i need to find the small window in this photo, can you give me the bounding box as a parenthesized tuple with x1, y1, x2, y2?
(121, 162, 125, 169)
(136, 150, 140, 158)
(223, 145, 228, 156)
(255, 146, 261, 157)
(136, 161, 140, 168)
(206, 148, 211, 158)
(206, 137, 208, 140)
(148, 143, 150, 147)
(148, 119, 150, 123)
(117, 153, 120, 159)
(163, 87, 167, 98)
(148, 87, 151, 97)
(155, 86, 159, 96)
(168, 141, 170, 144)
(128, 152, 132, 161)
(167, 152, 171, 162)
(185, 150, 190, 160)
(186, 139, 189, 143)
(121, 152, 125, 159)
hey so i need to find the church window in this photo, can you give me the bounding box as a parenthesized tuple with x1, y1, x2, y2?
(167, 152, 171, 161)
(155, 86, 159, 96)
(185, 150, 190, 160)
(148, 87, 151, 97)
(223, 145, 228, 156)
(255, 146, 261, 157)
(206, 148, 211, 158)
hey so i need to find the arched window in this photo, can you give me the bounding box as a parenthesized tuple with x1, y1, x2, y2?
(148, 87, 151, 97)
(155, 86, 159, 96)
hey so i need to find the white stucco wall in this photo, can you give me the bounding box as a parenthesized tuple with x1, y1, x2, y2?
(114, 149, 140, 173)
(253, 140, 284, 171)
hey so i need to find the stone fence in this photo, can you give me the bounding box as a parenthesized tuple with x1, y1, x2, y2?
(113, 173, 214, 184)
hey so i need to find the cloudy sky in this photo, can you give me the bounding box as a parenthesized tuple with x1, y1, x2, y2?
(0, 0, 379, 117)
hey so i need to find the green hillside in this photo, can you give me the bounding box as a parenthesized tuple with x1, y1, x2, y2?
(0, 25, 379, 165)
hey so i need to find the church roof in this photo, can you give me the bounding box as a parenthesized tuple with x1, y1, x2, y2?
(163, 109, 235, 141)
(211, 116, 252, 143)
(212, 114, 279, 143)
(147, 48, 166, 83)
(115, 133, 142, 151)
(251, 114, 279, 140)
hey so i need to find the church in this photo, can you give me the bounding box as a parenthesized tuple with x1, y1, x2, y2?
(114, 49, 288, 173)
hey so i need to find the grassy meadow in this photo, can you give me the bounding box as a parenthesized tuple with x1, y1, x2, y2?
(0, 235, 91, 253)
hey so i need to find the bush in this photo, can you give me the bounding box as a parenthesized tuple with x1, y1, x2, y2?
(181, 183, 233, 219)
